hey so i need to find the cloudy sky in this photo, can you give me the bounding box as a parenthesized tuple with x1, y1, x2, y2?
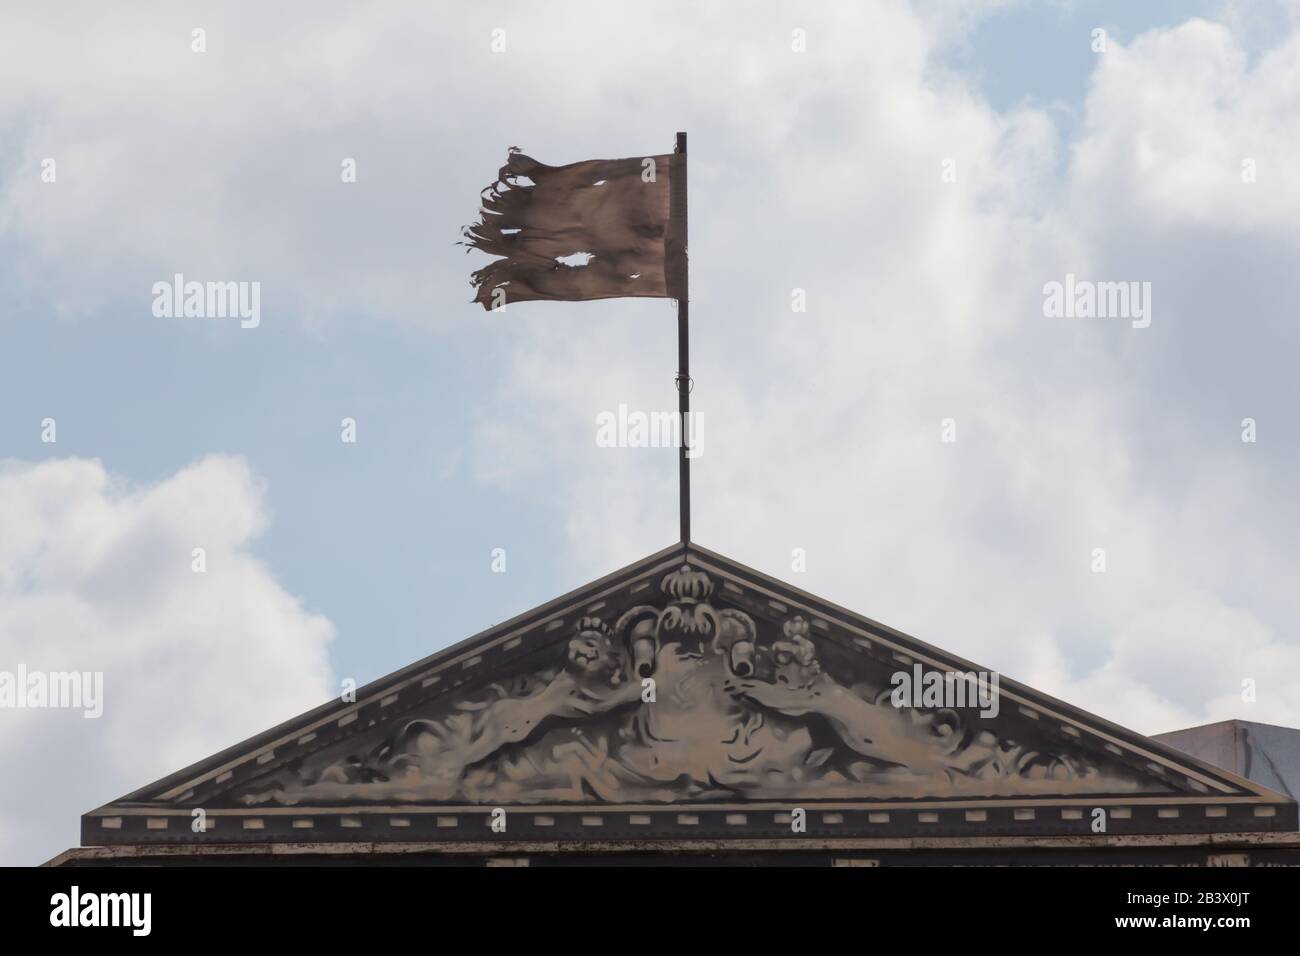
(3, 0, 1299, 866)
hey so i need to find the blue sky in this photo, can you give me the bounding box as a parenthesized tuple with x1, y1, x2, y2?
(3, 0, 1300, 865)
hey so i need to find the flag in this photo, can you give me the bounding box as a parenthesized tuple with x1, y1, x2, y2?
(462, 147, 686, 309)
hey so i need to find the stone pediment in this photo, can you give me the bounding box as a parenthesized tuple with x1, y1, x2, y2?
(84, 543, 1297, 847)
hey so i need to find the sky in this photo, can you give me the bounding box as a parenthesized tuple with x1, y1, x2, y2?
(2, 0, 1300, 866)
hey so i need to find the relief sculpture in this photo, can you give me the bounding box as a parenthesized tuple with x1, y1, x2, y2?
(240, 565, 1154, 806)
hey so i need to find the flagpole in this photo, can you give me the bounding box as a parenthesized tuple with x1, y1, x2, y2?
(675, 131, 690, 544)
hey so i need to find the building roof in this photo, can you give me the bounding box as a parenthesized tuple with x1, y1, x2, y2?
(1156, 719, 1300, 802)
(79, 542, 1297, 852)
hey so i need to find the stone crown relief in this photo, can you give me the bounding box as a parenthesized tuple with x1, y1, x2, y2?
(238, 565, 1156, 806)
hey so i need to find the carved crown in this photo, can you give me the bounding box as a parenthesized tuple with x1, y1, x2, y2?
(661, 564, 714, 604)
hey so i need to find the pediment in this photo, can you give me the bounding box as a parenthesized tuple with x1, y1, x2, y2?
(85, 543, 1297, 846)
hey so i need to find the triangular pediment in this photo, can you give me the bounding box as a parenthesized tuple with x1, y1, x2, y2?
(85, 543, 1296, 847)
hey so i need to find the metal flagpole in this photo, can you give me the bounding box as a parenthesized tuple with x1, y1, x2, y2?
(674, 131, 690, 543)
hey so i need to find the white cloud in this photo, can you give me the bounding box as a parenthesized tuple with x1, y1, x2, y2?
(0, 1, 1018, 323)
(0, 456, 334, 865)
(1071, 19, 1300, 234)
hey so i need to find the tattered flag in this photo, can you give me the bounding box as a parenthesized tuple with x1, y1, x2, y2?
(461, 148, 686, 310)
